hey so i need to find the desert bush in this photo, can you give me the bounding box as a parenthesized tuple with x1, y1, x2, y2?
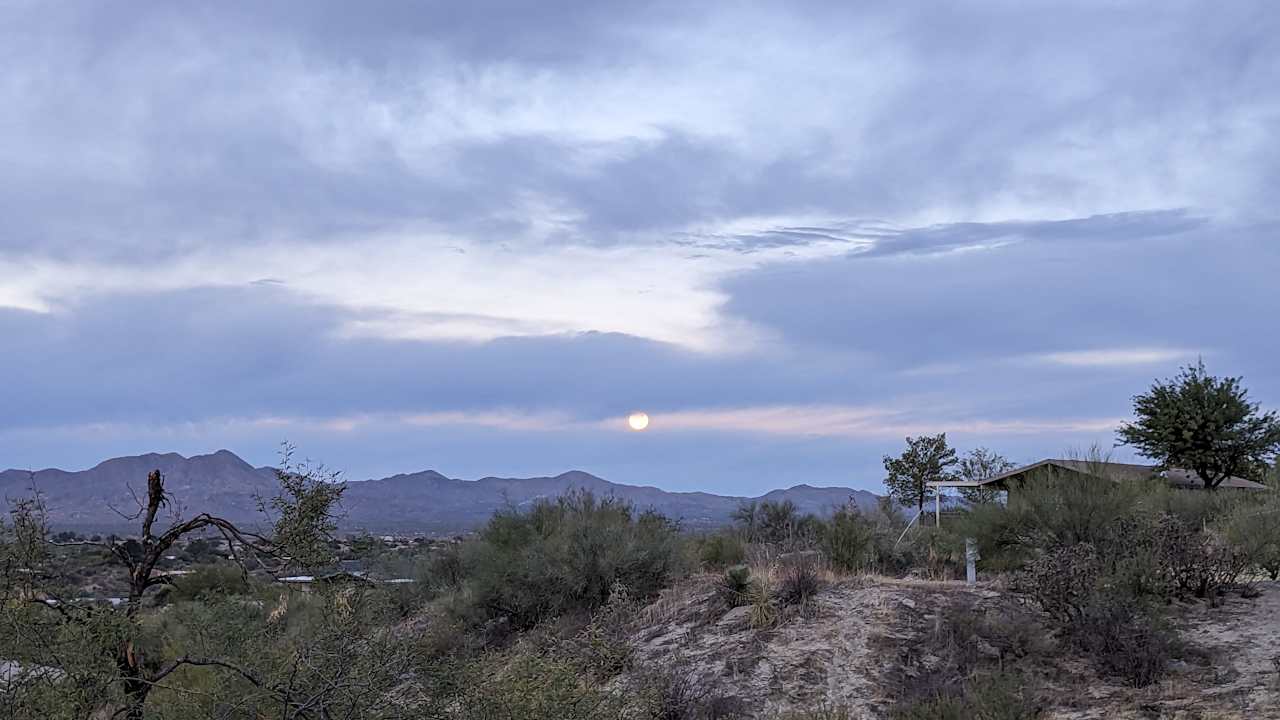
(995, 472, 1143, 552)
(714, 565, 754, 608)
(813, 499, 933, 576)
(882, 599, 1046, 719)
(165, 563, 253, 602)
(1073, 592, 1176, 687)
(1019, 544, 1177, 686)
(951, 500, 1034, 572)
(444, 643, 628, 720)
(733, 500, 820, 549)
(424, 543, 467, 589)
(819, 507, 877, 573)
(1131, 512, 1249, 597)
(1152, 485, 1243, 528)
(776, 556, 822, 606)
(420, 590, 644, 717)
(960, 468, 1260, 601)
(936, 605, 1056, 670)
(460, 491, 687, 630)
(1018, 544, 1103, 624)
(907, 525, 966, 580)
(1220, 493, 1280, 581)
(555, 582, 637, 681)
(699, 530, 747, 569)
(415, 603, 477, 661)
(891, 673, 1041, 720)
(631, 664, 745, 720)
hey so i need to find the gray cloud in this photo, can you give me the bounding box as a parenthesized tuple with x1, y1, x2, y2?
(693, 210, 1207, 256)
(0, 284, 860, 430)
(721, 218, 1280, 411)
(3, 2, 1276, 259)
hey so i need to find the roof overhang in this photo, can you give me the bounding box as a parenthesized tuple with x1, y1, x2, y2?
(925, 479, 1002, 488)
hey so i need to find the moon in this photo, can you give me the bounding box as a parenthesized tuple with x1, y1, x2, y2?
(627, 412, 650, 431)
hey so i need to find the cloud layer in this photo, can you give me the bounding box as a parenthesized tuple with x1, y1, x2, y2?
(2, 1, 1278, 492)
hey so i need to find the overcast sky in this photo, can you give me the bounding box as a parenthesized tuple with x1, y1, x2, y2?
(2, 1, 1277, 493)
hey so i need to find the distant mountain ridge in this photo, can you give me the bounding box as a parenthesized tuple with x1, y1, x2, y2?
(0, 450, 882, 533)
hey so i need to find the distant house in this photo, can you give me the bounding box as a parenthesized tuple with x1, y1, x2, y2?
(926, 459, 1269, 525)
(278, 571, 375, 591)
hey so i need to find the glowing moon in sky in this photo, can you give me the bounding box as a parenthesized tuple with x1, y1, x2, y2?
(627, 412, 650, 431)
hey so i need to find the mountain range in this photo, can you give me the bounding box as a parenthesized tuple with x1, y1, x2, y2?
(0, 450, 882, 534)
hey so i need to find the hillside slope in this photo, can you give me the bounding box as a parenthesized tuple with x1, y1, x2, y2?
(621, 575, 1280, 718)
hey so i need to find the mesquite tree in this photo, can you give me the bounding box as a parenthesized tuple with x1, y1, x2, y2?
(883, 433, 958, 517)
(1, 448, 345, 719)
(957, 447, 1015, 505)
(1118, 361, 1280, 489)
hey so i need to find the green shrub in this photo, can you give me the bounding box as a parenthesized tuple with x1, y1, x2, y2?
(820, 507, 876, 573)
(445, 644, 627, 720)
(892, 673, 1041, 720)
(1019, 544, 1177, 686)
(1073, 593, 1176, 687)
(1220, 492, 1280, 580)
(460, 491, 687, 630)
(1153, 485, 1243, 528)
(733, 500, 820, 549)
(423, 544, 467, 589)
(166, 564, 252, 602)
(551, 583, 636, 682)
(964, 472, 1144, 563)
(698, 531, 747, 569)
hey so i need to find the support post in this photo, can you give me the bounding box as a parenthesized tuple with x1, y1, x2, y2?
(935, 492, 941, 527)
(965, 538, 979, 585)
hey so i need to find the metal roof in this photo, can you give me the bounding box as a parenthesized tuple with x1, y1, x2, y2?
(927, 459, 1269, 490)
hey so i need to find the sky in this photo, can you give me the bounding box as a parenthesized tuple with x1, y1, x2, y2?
(2, 1, 1278, 494)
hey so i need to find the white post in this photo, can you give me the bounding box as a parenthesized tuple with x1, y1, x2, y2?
(935, 491, 941, 527)
(965, 538, 979, 585)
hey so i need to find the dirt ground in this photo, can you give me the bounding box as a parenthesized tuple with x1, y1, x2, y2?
(623, 574, 1280, 719)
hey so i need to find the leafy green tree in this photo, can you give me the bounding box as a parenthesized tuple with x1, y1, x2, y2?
(883, 433, 958, 517)
(957, 448, 1015, 504)
(1118, 361, 1280, 489)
